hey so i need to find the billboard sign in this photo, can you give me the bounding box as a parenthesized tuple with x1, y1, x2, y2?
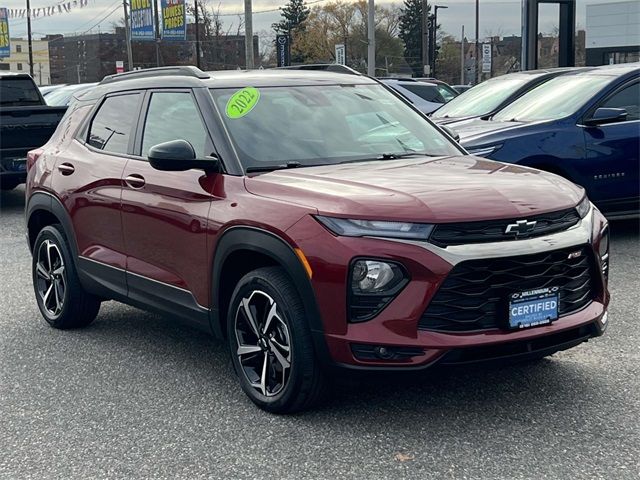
(276, 34, 290, 67)
(161, 0, 186, 41)
(0, 8, 9, 58)
(130, 0, 155, 41)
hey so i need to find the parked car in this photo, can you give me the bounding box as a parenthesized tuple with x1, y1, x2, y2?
(380, 78, 457, 114)
(26, 67, 610, 413)
(45, 82, 98, 106)
(452, 84, 473, 94)
(458, 63, 639, 218)
(0, 73, 67, 190)
(413, 77, 460, 97)
(277, 64, 361, 75)
(431, 68, 591, 127)
(39, 84, 66, 97)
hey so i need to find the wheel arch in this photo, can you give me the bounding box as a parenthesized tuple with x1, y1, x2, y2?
(211, 226, 331, 364)
(26, 192, 78, 257)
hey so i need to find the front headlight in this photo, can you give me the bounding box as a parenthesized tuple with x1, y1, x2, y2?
(316, 216, 434, 240)
(576, 195, 591, 218)
(466, 143, 503, 157)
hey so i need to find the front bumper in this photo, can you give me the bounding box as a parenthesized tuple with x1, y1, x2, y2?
(287, 205, 610, 370)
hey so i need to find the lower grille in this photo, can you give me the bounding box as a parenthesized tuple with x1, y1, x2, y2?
(419, 246, 596, 332)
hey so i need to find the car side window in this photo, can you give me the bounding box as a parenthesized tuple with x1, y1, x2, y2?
(600, 81, 640, 121)
(87, 93, 141, 154)
(141, 92, 210, 158)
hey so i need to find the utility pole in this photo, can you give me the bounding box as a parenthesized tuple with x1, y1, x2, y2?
(432, 5, 448, 78)
(194, 0, 201, 68)
(367, 0, 375, 76)
(153, 0, 161, 67)
(26, 0, 34, 76)
(475, 0, 480, 84)
(461, 25, 465, 84)
(244, 0, 254, 69)
(76, 64, 81, 84)
(122, 0, 133, 71)
(421, 0, 429, 77)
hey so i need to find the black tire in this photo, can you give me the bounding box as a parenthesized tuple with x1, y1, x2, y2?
(227, 267, 325, 413)
(32, 224, 101, 329)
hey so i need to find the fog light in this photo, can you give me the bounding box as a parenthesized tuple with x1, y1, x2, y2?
(351, 260, 404, 293)
(601, 312, 608, 326)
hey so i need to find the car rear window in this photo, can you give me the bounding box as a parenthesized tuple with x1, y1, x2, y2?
(0, 77, 42, 106)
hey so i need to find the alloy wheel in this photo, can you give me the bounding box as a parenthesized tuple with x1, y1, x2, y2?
(234, 290, 292, 397)
(35, 239, 66, 318)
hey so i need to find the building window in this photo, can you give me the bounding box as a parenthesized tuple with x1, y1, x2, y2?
(16, 44, 22, 53)
(0, 63, 10, 70)
(17, 63, 23, 71)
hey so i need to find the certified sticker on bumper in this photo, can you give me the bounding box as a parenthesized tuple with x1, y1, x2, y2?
(508, 287, 559, 329)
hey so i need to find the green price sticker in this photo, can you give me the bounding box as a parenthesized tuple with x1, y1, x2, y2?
(226, 87, 260, 119)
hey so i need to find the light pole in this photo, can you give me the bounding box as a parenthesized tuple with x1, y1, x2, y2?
(432, 5, 448, 77)
(475, 0, 480, 84)
(244, 0, 254, 69)
(367, 0, 375, 76)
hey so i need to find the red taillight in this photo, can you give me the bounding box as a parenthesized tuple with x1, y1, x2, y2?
(27, 148, 44, 171)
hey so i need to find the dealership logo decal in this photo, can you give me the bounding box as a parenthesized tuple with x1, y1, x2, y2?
(505, 219, 537, 236)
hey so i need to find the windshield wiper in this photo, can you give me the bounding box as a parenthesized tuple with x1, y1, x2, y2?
(246, 161, 305, 173)
(378, 152, 432, 160)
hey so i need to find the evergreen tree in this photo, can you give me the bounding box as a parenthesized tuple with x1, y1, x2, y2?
(399, 0, 431, 77)
(272, 0, 311, 35)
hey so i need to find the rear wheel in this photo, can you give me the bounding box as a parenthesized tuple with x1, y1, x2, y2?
(32, 225, 101, 329)
(227, 267, 325, 413)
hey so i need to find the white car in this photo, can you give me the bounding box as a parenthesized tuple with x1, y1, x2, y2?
(380, 78, 457, 114)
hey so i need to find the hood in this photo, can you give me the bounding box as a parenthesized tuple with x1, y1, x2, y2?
(245, 156, 584, 223)
(454, 119, 533, 145)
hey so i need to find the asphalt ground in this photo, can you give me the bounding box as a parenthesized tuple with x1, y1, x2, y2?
(1, 185, 639, 479)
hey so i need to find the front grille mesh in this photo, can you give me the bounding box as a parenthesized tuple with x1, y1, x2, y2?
(419, 246, 596, 332)
(429, 208, 580, 247)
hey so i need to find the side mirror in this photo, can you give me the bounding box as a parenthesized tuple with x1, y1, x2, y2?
(148, 139, 219, 172)
(584, 107, 627, 127)
(441, 125, 461, 142)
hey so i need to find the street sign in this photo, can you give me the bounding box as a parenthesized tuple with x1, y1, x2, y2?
(116, 61, 124, 74)
(0, 8, 9, 58)
(482, 43, 492, 73)
(276, 34, 290, 67)
(335, 44, 346, 65)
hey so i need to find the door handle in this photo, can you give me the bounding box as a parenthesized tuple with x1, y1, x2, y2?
(57, 163, 75, 175)
(124, 174, 146, 189)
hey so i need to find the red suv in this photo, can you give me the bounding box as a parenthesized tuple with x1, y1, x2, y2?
(26, 67, 610, 413)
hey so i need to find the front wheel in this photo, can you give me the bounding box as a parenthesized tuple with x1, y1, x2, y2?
(227, 267, 325, 413)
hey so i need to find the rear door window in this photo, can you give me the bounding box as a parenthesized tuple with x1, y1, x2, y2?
(87, 93, 141, 154)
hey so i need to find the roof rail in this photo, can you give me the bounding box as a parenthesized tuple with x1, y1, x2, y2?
(100, 66, 210, 84)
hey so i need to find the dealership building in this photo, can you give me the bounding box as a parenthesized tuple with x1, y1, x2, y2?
(586, 1, 640, 65)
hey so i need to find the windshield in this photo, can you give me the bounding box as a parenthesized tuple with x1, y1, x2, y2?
(492, 74, 613, 122)
(398, 83, 454, 104)
(432, 75, 533, 118)
(210, 84, 461, 171)
(0, 77, 42, 106)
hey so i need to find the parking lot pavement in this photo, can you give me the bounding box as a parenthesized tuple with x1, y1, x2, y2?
(1, 185, 639, 480)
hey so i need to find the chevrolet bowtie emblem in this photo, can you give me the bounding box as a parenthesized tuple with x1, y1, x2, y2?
(505, 219, 537, 236)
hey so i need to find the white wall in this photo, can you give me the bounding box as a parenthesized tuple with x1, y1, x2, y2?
(586, 1, 640, 49)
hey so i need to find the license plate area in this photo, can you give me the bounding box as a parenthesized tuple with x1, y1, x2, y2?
(508, 287, 559, 329)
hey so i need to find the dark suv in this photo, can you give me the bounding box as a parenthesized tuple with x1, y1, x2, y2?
(26, 67, 610, 413)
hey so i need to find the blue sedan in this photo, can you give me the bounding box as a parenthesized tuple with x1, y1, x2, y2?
(457, 64, 640, 219)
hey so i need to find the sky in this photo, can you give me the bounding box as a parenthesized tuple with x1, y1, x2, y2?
(3, 0, 629, 42)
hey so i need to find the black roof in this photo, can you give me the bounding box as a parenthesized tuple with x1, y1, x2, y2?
(83, 66, 376, 101)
